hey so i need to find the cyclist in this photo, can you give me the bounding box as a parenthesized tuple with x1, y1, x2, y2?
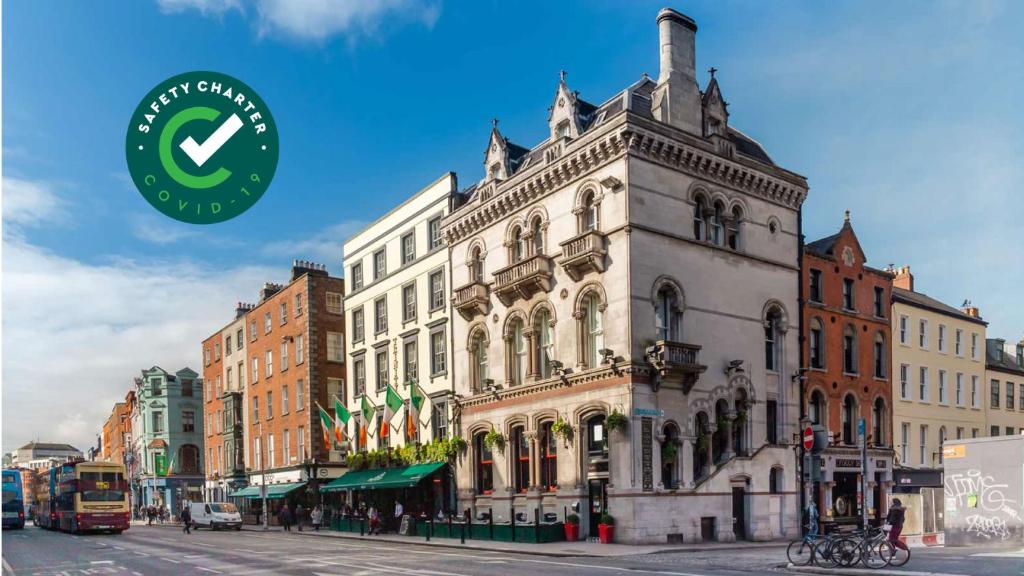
(885, 498, 909, 552)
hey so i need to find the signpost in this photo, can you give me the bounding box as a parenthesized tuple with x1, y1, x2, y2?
(858, 418, 868, 528)
(803, 426, 814, 451)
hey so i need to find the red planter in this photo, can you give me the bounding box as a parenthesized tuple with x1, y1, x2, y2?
(563, 522, 579, 541)
(598, 523, 614, 543)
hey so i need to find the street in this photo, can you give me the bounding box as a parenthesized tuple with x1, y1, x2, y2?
(3, 525, 1024, 576)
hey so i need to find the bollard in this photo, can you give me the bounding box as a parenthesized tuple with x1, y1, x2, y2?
(535, 507, 540, 544)
(426, 518, 432, 542)
(448, 513, 453, 539)
(511, 506, 516, 543)
(460, 521, 466, 544)
(360, 516, 365, 536)
(488, 507, 494, 540)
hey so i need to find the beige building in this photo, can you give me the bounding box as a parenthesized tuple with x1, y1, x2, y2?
(984, 337, 1024, 436)
(443, 9, 806, 544)
(343, 173, 458, 452)
(890, 266, 987, 470)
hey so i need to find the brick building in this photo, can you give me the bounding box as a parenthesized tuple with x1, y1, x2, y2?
(218, 261, 347, 514)
(801, 213, 895, 527)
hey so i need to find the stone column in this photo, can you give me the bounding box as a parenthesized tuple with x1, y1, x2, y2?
(681, 436, 695, 489)
(525, 431, 539, 489)
(503, 334, 514, 387)
(524, 329, 538, 380)
(723, 411, 736, 461)
(706, 424, 716, 473)
(572, 310, 586, 369)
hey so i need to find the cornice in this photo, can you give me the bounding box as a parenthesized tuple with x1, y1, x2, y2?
(460, 363, 650, 410)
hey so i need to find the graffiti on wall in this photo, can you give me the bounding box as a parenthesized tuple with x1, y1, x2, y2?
(944, 469, 1019, 541)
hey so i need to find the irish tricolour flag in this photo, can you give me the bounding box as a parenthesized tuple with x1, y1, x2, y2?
(380, 385, 403, 438)
(333, 396, 351, 443)
(318, 403, 334, 449)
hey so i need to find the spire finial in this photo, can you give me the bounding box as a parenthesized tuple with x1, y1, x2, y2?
(491, 118, 499, 129)
(708, 67, 718, 78)
(559, 69, 568, 82)
(844, 209, 851, 223)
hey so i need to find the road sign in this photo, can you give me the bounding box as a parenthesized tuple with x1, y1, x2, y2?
(803, 426, 814, 451)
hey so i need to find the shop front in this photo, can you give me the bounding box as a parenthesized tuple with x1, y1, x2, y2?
(319, 462, 452, 532)
(815, 447, 894, 530)
(229, 481, 307, 525)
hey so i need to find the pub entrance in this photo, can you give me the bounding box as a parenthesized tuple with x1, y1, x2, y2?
(587, 478, 607, 537)
(731, 486, 747, 540)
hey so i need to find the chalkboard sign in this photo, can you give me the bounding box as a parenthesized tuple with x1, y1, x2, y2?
(642, 417, 653, 491)
(398, 514, 415, 536)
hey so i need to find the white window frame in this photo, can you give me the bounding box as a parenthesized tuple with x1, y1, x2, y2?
(938, 369, 947, 404)
(955, 372, 964, 406)
(296, 380, 305, 411)
(282, 385, 289, 415)
(900, 422, 909, 464)
(252, 357, 259, 384)
(971, 375, 979, 408)
(938, 324, 947, 353)
(326, 292, 343, 315)
(429, 270, 445, 311)
(265, 350, 273, 378)
(955, 329, 963, 357)
(280, 341, 289, 372)
(430, 328, 447, 376)
(919, 366, 929, 402)
(919, 319, 928, 349)
(327, 332, 344, 363)
(900, 364, 909, 400)
(899, 315, 908, 345)
(296, 334, 304, 364)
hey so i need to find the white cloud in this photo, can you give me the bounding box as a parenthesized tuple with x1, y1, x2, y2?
(2, 177, 68, 228)
(0, 236, 278, 454)
(261, 218, 366, 269)
(156, 0, 440, 42)
(128, 213, 202, 245)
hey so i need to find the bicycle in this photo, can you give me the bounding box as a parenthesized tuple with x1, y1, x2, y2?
(786, 526, 844, 569)
(831, 526, 895, 569)
(883, 527, 911, 567)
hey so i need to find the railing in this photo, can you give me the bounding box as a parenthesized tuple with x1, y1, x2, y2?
(662, 341, 701, 366)
(560, 230, 603, 260)
(493, 255, 551, 291)
(453, 282, 488, 307)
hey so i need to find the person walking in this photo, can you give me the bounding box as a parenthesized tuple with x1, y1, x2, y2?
(367, 505, 380, 535)
(886, 499, 909, 551)
(180, 505, 192, 534)
(311, 505, 323, 531)
(295, 503, 305, 532)
(147, 505, 156, 526)
(393, 500, 404, 534)
(278, 505, 291, 532)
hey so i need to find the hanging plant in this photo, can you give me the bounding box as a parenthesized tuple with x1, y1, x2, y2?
(735, 409, 748, 425)
(697, 432, 710, 452)
(347, 452, 366, 471)
(447, 436, 468, 459)
(551, 417, 573, 442)
(483, 428, 505, 453)
(605, 410, 628, 433)
(661, 441, 677, 463)
(716, 415, 730, 431)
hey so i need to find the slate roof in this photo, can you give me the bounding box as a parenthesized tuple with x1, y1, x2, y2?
(17, 442, 81, 453)
(804, 233, 842, 258)
(986, 341, 1024, 376)
(892, 287, 987, 326)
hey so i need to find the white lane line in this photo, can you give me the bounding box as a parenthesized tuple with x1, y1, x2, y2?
(161, 558, 182, 564)
(133, 572, 144, 576)
(2, 556, 15, 576)
(134, 551, 150, 556)
(184, 554, 207, 559)
(113, 546, 126, 550)
(197, 568, 223, 574)
(193, 542, 217, 548)
(90, 561, 114, 565)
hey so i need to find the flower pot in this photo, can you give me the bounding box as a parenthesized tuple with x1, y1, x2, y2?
(563, 522, 579, 541)
(598, 523, 614, 543)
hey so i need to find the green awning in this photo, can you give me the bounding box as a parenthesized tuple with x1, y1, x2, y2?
(229, 481, 306, 499)
(321, 462, 446, 492)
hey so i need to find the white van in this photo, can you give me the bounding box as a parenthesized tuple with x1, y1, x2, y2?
(189, 502, 242, 530)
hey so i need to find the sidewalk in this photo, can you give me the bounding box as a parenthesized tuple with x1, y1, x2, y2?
(131, 519, 787, 557)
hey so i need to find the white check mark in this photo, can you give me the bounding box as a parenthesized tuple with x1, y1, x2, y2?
(179, 113, 244, 168)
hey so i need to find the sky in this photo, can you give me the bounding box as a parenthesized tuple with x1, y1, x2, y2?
(3, 0, 1022, 455)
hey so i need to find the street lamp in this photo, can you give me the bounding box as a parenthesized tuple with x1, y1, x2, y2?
(257, 420, 268, 531)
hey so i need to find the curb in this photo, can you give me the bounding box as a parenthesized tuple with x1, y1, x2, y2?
(784, 563, 967, 576)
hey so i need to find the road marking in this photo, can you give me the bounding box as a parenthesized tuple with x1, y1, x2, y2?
(161, 558, 182, 564)
(2, 556, 15, 576)
(193, 542, 217, 547)
(113, 546, 126, 550)
(196, 568, 223, 574)
(90, 561, 114, 565)
(134, 551, 150, 556)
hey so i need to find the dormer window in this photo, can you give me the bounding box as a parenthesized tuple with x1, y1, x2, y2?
(488, 163, 500, 180)
(556, 120, 570, 139)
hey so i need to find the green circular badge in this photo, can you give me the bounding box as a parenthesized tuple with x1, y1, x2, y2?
(125, 71, 279, 224)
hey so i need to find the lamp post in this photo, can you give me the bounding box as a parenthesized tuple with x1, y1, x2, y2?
(304, 454, 321, 507)
(258, 420, 268, 531)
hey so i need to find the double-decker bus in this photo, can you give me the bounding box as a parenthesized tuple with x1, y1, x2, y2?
(37, 461, 130, 534)
(2, 469, 26, 529)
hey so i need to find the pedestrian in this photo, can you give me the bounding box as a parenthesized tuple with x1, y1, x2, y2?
(311, 505, 323, 531)
(393, 500, 404, 533)
(367, 505, 380, 535)
(159, 506, 167, 524)
(147, 505, 156, 526)
(295, 503, 305, 532)
(886, 498, 909, 551)
(181, 505, 192, 534)
(278, 505, 291, 531)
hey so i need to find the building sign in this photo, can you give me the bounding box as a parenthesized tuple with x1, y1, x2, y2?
(835, 458, 861, 470)
(641, 417, 653, 492)
(634, 408, 665, 418)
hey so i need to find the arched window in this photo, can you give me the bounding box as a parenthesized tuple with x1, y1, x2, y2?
(534, 309, 554, 378)
(470, 247, 484, 284)
(711, 201, 725, 245)
(809, 390, 825, 426)
(733, 389, 749, 457)
(769, 467, 783, 494)
(508, 318, 527, 386)
(843, 326, 857, 374)
(531, 218, 544, 255)
(539, 421, 557, 491)
(179, 444, 200, 474)
(694, 412, 711, 481)
(582, 293, 604, 369)
(582, 191, 599, 232)
(661, 423, 680, 489)
(713, 399, 729, 464)
(842, 394, 857, 445)
(765, 308, 782, 371)
(809, 318, 824, 369)
(586, 414, 608, 459)
(511, 426, 529, 493)
(471, 330, 489, 392)
(726, 206, 742, 250)
(873, 332, 886, 378)
(693, 196, 707, 240)
(655, 285, 681, 341)
(873, 398, 886, 447)
(474, 432, 494, 495)
(510, 227, 524, 263)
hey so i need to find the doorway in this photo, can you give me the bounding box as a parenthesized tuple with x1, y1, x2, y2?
(732, 486, 747, 540)
(587, 479, 607, 537)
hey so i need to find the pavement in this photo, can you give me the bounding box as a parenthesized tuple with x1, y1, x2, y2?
(3, 523, 1021, 576)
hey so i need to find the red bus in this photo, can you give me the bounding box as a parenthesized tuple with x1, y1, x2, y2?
(45, 461, 130, 534)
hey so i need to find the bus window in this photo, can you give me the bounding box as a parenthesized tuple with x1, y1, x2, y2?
(79, 471, 126, 502)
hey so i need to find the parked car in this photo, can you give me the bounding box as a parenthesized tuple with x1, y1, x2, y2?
(189, 502, 242, 530)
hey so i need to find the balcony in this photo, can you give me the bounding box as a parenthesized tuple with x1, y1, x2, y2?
(557, 230, 607, 281)
(646, 340, 707, 394)
(493, 254, 553, 306)
(453, 281, 490, 320)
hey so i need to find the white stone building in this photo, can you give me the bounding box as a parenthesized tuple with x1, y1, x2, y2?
(343, 173, 459, 452)
(442, 8, 807, 543)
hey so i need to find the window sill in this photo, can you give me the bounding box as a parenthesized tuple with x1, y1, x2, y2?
(873, 376, 888, 382)
(842, 372, 860, 378)
(809, 366, 826, 373)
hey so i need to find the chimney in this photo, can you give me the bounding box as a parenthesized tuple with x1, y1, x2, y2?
(961, 300, 980, 318)
(651, 8, 702, 135)
(292, 259, 329, 281)
(892, 265, 914, 291)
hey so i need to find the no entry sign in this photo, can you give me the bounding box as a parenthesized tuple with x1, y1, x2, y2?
(803, 426, 814, 451)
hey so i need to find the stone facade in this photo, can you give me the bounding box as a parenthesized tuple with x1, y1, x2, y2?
(201, 308, 250, 502)
(442, 8, 806, 544)
(802, 215, 895, 527)
(983, 337, 1024, 436)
